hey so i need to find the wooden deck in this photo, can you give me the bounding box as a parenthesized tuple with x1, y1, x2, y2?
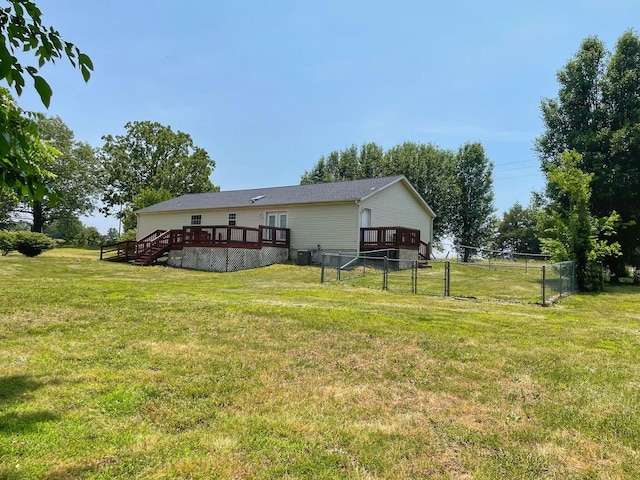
(360, 226, 430, 260)
(101, 225, 290, 265)
(360, 226, 420, 250)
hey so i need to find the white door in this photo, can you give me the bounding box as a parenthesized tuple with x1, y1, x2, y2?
(266, 212, 287, 241)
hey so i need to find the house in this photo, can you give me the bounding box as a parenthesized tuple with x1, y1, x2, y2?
(120, 175, 435, 271)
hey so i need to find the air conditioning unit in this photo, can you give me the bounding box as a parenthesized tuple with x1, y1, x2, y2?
(296, 250, 312, 266)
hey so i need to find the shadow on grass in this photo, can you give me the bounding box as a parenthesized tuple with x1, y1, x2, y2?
(0, 374, 44, 403)
(0, 410, 59, 433)
(0, 375, 60, 434)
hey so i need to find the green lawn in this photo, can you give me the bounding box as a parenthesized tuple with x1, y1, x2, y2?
(1, 249, 639, 479)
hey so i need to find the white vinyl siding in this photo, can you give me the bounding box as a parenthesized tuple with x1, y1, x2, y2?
(286, 202, 359, 252)
(137, 210, 240, 239)
(360, 181, 433, 244)
(137, 202, 360, 249)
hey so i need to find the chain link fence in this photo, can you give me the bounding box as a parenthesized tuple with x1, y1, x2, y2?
(321, 253, 578, 305)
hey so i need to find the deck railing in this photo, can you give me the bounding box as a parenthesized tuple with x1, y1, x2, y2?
(100, 240, 137, 261)
(261, 225, 290, 248)
(182, 225, 290, 249)
(360, 226, 420, 250)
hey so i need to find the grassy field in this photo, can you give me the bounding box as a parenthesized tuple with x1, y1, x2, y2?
(1, 249, 639, 479)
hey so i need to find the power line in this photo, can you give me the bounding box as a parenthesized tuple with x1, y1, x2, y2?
(494, 173, 543, 181)
(495, 159, 540, 167)
(495, 165, 540, 173)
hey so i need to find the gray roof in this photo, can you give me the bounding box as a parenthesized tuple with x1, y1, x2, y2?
(137, 175, 410, 213)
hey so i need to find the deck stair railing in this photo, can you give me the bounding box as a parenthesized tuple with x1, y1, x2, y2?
(418, 240, 430, 261)
(134, 229, 184, 265)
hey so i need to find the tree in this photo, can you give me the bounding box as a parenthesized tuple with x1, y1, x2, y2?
(0, 87, 56, 199)
(76, 225, 102, 246)
(0, 188, 17, 228)
(449, 142, 496, 262)
(11, 116, 99, 232)
(100, 121, 218, 218)
(121, 187, 174, 231)
(300, 142, 385, 184)
(537, 31, 640, 277)
(301, 142, 455, 240)
(104, 228, 119, 243)
(380, 142, 456, 240)
(43, 214, 83, 243)
(537, 151, 621, 290)
(493, 201, 541, 254)
(1, 0, 92, 199)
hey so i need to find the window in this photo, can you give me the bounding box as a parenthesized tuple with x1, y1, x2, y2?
(228, 213, 236, 226)
(191, 215, 202, 225)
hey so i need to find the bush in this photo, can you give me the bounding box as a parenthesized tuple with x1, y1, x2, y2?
(13, 231, 57, 257)
(117, 229, 137, 242)
(0, 230, 16, 255)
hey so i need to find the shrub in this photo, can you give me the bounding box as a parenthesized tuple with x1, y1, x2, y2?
(13, 231, 57, 257)
(117, 229, 137, 242)
(0, 230, 16, 255)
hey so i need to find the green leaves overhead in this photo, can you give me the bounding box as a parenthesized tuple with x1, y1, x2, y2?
(1, 0, 93, 207)
(0, 87, 56, 201)
(0, 0, 93, 107)
(32, 75, 51, 107)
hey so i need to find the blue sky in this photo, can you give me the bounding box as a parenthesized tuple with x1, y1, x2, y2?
(13, 0, 640, 233)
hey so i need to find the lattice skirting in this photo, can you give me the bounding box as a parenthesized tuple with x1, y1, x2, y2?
(167, 247, 289, 272)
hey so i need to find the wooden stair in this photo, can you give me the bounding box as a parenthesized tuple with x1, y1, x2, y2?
(132, 230, 173, 266)
(132, 245, 170, 265)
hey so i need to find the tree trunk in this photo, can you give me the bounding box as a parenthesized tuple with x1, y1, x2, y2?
(607, 256, 624, 284)
(31, 201, 45, 233)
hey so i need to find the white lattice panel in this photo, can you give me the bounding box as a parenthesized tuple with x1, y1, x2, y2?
(261, 247, 289, 266)
(174, 247, 288, 272)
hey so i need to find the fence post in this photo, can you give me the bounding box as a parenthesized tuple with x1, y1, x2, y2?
(444, 261, 450, 296)
(412, 260, 417, 294)
(559, 264, 563, 297)
(337, 253, 341, 281)
(321, 253, 325, 283)
(542, 265, 546, 306)
(383, 257, 388, 290)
